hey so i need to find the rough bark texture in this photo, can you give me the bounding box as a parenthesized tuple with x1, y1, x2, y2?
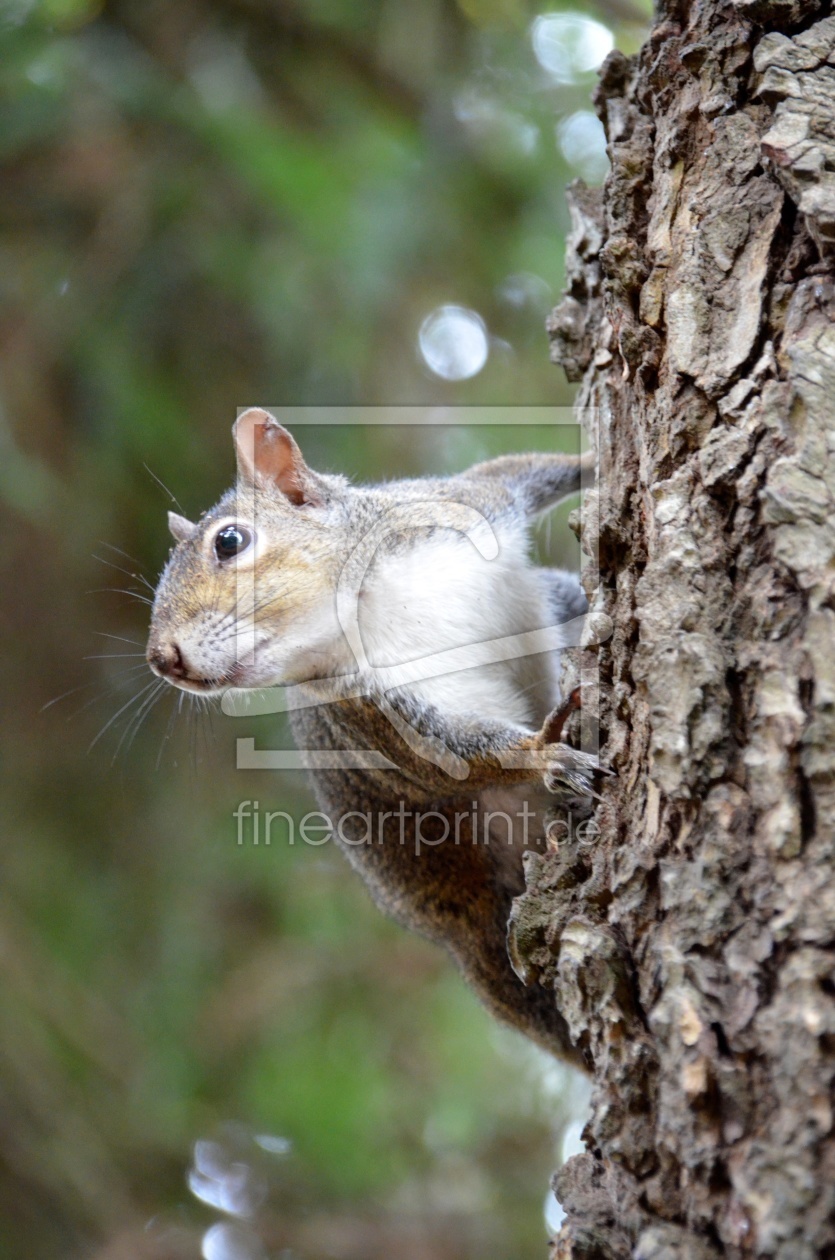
(512, 4, 835, 1258)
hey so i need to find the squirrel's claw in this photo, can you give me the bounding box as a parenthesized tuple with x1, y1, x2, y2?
(542, 746, 612, 801)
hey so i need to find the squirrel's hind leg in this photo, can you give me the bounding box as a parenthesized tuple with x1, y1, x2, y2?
(355, 799, 588, 1068)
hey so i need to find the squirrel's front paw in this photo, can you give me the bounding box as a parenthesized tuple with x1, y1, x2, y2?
(542, 745, 609, 800)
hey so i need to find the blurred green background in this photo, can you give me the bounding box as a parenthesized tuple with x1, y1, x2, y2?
(0, 0, 646, 1256)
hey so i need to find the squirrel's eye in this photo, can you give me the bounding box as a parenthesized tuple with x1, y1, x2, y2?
(214, 524, 253, 562)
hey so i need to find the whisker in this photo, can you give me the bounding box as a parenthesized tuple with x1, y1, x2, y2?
(94, 631, 146, 648)
(41, 683, 90, 713)
(204, 698, 219, 753)
(195, 695, 210, 764)
(88, 587, 154, 607)
(112, 687, 157, 762)
(113, 680, 167, 764)
(84, 652, 146, 660)
(43, 661, 150, 716)
(210, 575, 293, 637)
(188, 692, 198, 773)
(100, 540, 153, 574)
(69, 664, 151, 723)
(143, 462, 184, 512)
(93, 554, 156, 594)
(211, 585, 292, 642)
(88, 678, 159, 752)
(156, 689, 181, 770)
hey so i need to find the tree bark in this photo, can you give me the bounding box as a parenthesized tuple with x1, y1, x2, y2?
(510, 4, 835, 1258)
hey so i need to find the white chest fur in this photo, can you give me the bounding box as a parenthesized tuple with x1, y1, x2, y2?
(357, 525, 561, 728)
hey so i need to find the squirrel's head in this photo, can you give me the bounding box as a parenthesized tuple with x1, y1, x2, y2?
(146, 409, 349, 694)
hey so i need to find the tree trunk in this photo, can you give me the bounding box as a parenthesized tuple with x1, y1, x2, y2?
(510, 4, 835, 1258)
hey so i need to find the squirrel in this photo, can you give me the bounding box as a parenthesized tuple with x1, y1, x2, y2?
(146, 408, 602, 1067)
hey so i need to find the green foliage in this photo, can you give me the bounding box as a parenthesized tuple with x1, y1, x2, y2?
(0, 0, 645, 1255)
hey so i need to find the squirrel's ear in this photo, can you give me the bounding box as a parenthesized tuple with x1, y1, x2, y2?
(168, 511, 198, 543)
(233, 408, 322, 507)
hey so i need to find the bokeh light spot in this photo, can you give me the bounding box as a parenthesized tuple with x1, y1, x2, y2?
(418, 305, 489, 381)
(557, 110, 609, 183)
(561, 1118, 586, 1163)
(531, 13, 614, 84)
(497, 272, 553, 313)
(201, 1222, 266, 1260)
(544, 1187, 566, 1236)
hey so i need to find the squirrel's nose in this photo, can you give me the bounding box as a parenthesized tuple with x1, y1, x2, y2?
(148, 641, 187, 680)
